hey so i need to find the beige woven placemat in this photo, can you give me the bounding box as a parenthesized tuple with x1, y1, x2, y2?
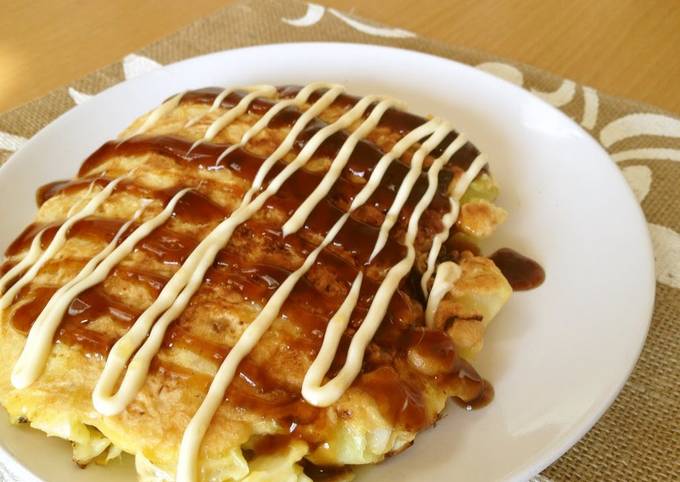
(0, 1, 678, 480)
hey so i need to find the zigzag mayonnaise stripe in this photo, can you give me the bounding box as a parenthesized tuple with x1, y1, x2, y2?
(66, 178, 97, 217)
(91, 87, 344, 415)
(319, 143, 480, 403)
(281, 95, 405, 236)
(420, 154, 488, 298)
(129, 93, 185, 139)
(369, 130, 466, 261)
(303, 129, 467, 405)
(0, 175, 126, 310)
(301, 123, 464, 407)
(425, 261, 462, 328)
(191, 85, 277, 149)
(92, 87, 377, 417)
(0, 230, 45, 295)
(10, 189, 190, 389)
(246, 86, 344, 203)
(215, 82, 335, 164)
(184, 87, 236, 128)
(176, 116, 450, 482)
(5, 82, 492, 482)
(11, 199, 150, 387)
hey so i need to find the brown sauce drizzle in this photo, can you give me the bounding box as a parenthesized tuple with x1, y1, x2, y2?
(4, 86, 501, 446)
(76, 134, 456, 236)
(249, 434, 295, 457)
(37, 179, 92, 207)
(162, 328, 321, 429)
(356, 365, 428, 431)
(301, 460, 354, 482)
(5, 223, 52, 256)
(10, 286, 57, 333)
(152, 357, 319, 434)
(490, 247, 545, 291)
(178, 85, 480, 175)
(11, 285, 139, 333)
(10, 285, 131, 356)
(67, 137, 430, 267)
(454, 380, 495, 411)
(0, 261, 15, 277)
(113, 267, 168, 296)
(35, 176, 162, 208)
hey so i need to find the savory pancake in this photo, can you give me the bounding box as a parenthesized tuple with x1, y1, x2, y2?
(0, 83, 512, 482)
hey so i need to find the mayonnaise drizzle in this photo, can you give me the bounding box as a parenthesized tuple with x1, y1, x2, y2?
(11, 199, 150, 388)
(129, 93, 185, 139)
(10, 189, 190, 389)
(214, 82, 334, 164)
(245, 86, 344, 202)
(281, 95, 404, 236)
(184, 87, 236, 128)
(420, 154, 488, 298)
(191, 86, 277, 150)
(66, 178, 97, 217)
(0, 230, 45, 295)
(302, 124, 469, 407)
(5, 83, 491, 482)
(0, 175, 126, 311)
(91, 89, 346, 417)
(93, 86, 379, 418)
(424, 261, 462, 328)
(369, 130, 466, 261)
(175, 97, 409, 482)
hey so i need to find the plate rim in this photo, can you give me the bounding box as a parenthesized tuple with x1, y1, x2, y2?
(0, 41, 656, 482)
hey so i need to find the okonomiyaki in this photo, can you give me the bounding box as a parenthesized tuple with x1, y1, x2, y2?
(0, 83, 514, 481)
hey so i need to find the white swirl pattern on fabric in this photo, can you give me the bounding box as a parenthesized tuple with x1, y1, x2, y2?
(531, 79, 576, 107)
(648, 223, 680, 289)
(611, 148, 680, 163)
(600, 113, 680, 148)
(282, 2, 416, 37)
(622, 165, 652, 202)
(0, 132, 28, 152)
(476, 62, 525, 86)
(581, 86, 599, 129)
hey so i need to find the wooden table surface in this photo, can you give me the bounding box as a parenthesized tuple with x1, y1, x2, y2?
(1, 0, 679, 114)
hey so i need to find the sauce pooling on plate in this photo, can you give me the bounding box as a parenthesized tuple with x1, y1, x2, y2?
(490, 247, 545, 291)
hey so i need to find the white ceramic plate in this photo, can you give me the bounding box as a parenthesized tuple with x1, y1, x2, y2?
(0, 43, 654, 482)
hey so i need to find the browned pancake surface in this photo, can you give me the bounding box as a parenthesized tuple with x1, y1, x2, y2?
(0, 86, 511, 480)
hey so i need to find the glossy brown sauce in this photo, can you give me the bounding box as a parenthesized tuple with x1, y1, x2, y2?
(37, 179, 92, 207)
(6, 222, 52, 256)
(249, 434, 296, 457)
(112, 266, 168, 296)
(197, 88, 477, 167)
(152, 356, 319, 432)
(35, 176, 158, 208)
(10, 285, 130, 355)
(76, 133, 455, 241)
(0, 261, 15, 277)
(454, 380, 495, 411)
(4, 86, 496, 441)
(356, 365, 428, 431)
(161, 327, 321, 429)
(490, 247, 545, 291)
(300, 460, 354, 482)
